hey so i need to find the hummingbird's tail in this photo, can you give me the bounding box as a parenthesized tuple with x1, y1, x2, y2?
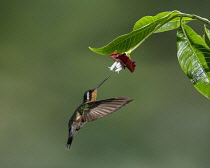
(66, 134, 74, 150)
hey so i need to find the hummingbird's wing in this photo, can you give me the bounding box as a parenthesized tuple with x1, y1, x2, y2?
(82, 97, 132, 122)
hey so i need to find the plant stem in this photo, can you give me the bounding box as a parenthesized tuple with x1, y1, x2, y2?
(179, 13, 210, 25)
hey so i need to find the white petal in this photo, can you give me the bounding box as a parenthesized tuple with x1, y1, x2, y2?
(116, 62, 122, 68)
(115, 62, 123, 73)
(108, 61, 118, 71)
(115, 67, 123, 73)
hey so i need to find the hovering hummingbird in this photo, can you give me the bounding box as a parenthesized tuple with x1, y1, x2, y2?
(66, 76, 132, 149)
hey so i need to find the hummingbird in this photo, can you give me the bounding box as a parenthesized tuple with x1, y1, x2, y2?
(66, 76, 132, 149)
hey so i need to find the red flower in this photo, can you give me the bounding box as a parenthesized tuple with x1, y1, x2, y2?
(109, 53, 136, 73)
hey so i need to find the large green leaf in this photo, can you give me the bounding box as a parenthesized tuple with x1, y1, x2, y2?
(177, 24, 210, 99)
(204, 25, 210, 47)
(133, 11, 192, 33)
(89, 11, 180, 55)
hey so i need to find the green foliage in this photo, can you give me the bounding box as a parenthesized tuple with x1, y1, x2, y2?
(154, 17, 193, 33)
(204, 26, 210, 47)
(89, 11, 210, 99)
(89, 11, 181, 55)
(177, 24, 210, 98)
(133, 11, 192, 33)
(132, 11, 177, 31)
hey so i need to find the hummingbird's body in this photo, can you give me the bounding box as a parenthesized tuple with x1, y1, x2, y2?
(66, 77, 132, 149)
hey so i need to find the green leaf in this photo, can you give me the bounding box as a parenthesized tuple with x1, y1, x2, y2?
(133, 11, 173, 30)
(204, 25, 210, 47)
(154, 17, 193, 33)
(89, 11, 180, 55)
(177, 24, 210, 99)
(133, 11, 192, 33)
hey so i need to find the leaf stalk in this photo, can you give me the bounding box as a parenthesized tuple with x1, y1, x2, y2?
(178, 13, 210, 25)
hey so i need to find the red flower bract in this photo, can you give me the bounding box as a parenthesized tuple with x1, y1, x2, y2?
(110, 53, 136, 72)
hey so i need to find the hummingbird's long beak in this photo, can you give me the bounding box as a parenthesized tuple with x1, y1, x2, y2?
(95, 76, 110, 89)
(88, 76, 110, 102)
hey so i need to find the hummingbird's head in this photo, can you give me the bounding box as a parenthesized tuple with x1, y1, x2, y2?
(83, 76, 110, 103)
(83, 89, 97, 103)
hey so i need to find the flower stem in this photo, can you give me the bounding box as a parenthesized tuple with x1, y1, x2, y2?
(178, 13, 210, 25)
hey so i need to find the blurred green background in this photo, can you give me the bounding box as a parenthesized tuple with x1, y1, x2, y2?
(1, 0, 210, 168)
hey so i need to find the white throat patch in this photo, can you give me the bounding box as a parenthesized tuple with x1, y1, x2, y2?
(87, 91, 90, 100)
